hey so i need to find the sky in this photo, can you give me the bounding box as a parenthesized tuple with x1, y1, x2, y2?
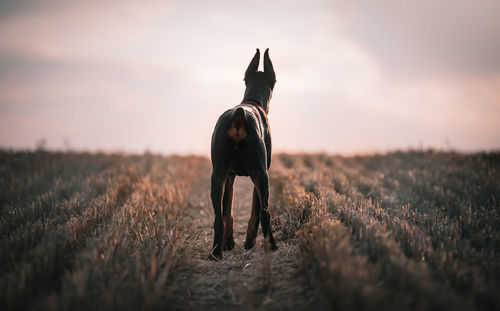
(1, 0, 499, 155)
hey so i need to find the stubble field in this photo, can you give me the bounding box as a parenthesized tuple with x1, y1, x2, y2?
(1, 150, 499, 310)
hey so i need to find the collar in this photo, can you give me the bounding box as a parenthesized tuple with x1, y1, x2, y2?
(241, 100, 266, 113)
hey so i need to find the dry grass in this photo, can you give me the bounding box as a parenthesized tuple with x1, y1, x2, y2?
(271, 151, 500, 311)
(1, 149, 498, 310)
(0, 151, 204, 310)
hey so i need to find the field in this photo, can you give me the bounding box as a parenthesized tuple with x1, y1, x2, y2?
(1, 149, 499, 310)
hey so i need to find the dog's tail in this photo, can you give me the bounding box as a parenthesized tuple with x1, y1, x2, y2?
(227, 107, 247, 143)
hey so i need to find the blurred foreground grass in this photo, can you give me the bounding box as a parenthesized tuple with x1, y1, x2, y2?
(0, 150, 498, 310)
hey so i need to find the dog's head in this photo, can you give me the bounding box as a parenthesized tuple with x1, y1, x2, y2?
(243, 48, 276, 113)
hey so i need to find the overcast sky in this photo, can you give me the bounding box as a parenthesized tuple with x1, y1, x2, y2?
(1, 0, 499, 154)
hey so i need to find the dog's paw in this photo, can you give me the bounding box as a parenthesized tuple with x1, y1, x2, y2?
(223, 239, 235, 251)
(244, 238, 256, 250)
(263, 239, 278, 252)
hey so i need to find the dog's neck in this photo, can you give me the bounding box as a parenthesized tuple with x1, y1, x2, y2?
(242, 89, 271, 114)
(241, 100, 266, 112)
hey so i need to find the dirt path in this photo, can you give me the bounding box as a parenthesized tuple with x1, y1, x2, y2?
(176, 173, 322, 310)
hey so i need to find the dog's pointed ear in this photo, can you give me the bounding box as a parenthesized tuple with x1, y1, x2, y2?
(264, 48, 276, 86)
(245, 49, 260, 80)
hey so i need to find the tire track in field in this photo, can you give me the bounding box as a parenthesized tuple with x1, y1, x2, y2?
(178, 171, 322, 311)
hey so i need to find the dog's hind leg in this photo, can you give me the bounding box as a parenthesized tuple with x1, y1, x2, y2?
(244, 187, 261, 249)
(210, 171, 229, 260)
(252, 170, 278, 252)
(222, 174, 235, 251)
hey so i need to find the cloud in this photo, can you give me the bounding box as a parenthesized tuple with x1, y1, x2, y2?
(0, 52, 214, 153)
(330, 0, 500, 77)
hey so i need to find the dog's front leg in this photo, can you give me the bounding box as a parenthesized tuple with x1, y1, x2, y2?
(222, 174, 235, 251)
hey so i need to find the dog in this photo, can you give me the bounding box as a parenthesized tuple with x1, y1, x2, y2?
(209, 48, 277, 260)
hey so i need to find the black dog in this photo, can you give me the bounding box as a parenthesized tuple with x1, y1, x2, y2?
(209, 48, 277, 260)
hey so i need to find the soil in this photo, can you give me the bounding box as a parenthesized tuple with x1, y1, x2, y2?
(175, 175, 324, 310)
